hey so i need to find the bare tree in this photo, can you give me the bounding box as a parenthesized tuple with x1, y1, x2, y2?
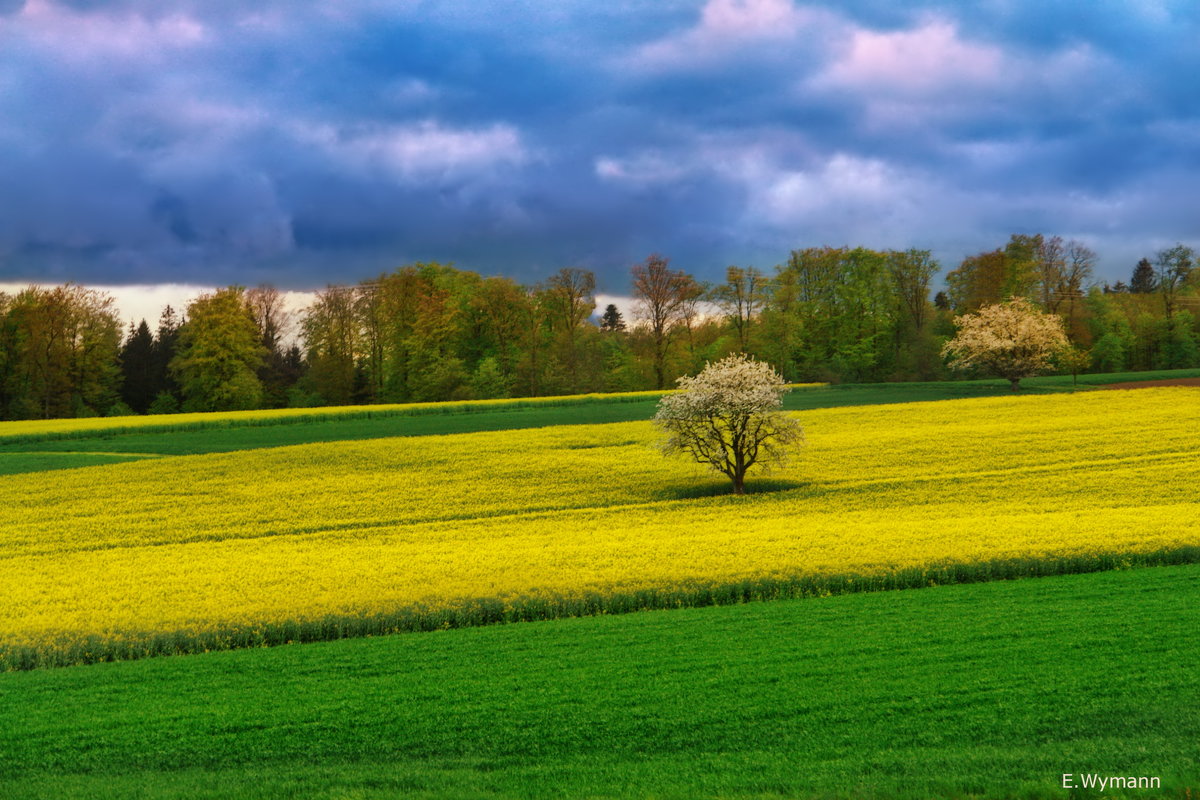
(301, 285, 360, 405)
(1155, 244, 1195, 319)
(1036, 236, 1068, 313)
(544, 267, 596, 392)
(676, 276, 707, 368)
(1061, 241, 1096, 337)
(887, 248, 938, 333)
(714, 266, 768, 352)
(632, 254, 692, 389)
(245, 285, 292, 354)
(545, 268, 596, 333)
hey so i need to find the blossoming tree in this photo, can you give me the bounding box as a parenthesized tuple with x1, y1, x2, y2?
(941, 297, 1068, 391)
(654, 353, 803, 495)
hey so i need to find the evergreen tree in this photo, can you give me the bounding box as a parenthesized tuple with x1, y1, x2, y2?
(119, 319, 156, 413)
(152, 305, 182, 404)
(599, 303, 626, 332)
(1129, 258, 1157, 294)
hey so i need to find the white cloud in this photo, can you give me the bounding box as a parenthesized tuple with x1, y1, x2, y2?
(595, 153, 692, 185)
(759, 153, 897, 221)
(739, 152, 949, 249)
(0, 281, 209, 329)
(290, 120, 529, 183)
(0, 282, 315, 345)
(5, 0, 209, 64)
(627, 0, 837, 71)
(809, 17, 1116, 130)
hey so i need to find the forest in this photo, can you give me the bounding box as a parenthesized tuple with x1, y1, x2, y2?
(0, 233, 1195, 419)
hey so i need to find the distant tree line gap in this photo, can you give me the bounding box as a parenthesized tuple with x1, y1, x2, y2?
(0, 233, 1196, 419)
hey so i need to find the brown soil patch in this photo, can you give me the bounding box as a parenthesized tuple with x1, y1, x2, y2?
(1100, 377, 1200, 390)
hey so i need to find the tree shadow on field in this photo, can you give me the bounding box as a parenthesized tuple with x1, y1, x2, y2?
(653, 478, 810, 501)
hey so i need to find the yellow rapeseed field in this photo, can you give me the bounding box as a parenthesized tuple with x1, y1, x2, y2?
(2, 387, 1198, 668)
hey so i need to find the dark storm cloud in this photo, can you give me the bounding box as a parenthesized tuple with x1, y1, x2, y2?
(0, 0, 1198, 291)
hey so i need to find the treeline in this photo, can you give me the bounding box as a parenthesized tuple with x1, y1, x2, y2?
(0, 234, 1197, 418)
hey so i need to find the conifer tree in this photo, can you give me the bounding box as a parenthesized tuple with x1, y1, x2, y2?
(1129, 258, 1157, 294)
(119, 319, 156, 413)
(599, 303, 626, 332)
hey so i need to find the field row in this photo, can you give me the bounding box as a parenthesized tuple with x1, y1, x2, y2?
(1, 366, 1196, 448)
(0, 389, 683, 445)
(2, 388, 1199, 668)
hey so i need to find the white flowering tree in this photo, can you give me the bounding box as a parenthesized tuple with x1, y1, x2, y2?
(654, 353, 803, 495)
(941, 297, 1068, 391)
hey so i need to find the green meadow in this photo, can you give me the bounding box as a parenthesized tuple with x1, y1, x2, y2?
(1, 565, 1196, 799)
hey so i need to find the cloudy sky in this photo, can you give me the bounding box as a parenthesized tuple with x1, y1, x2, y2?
(1, 0, 1198, 306)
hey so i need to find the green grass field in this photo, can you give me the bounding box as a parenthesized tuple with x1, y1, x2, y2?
(1, 565, 1196, 799)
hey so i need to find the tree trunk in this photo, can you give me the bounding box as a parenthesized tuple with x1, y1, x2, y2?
(731, 472, 746, 495)
(1009, 378, 1021, 392)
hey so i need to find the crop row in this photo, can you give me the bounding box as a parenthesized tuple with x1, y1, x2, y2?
(1, 388, 1199, 668)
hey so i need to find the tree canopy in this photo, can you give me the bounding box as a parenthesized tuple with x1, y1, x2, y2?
(654, 353, 803, 495)
(171, 287, 267, 412)
(941, 298, 1068, 391)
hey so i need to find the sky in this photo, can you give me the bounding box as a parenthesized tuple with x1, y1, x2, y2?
(1, 0, 1198, 316)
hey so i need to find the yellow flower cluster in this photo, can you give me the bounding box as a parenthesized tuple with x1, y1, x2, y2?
(1, 387, 1197, 668)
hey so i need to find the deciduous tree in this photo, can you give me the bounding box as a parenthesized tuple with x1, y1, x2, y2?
(172, 287, 266, 411)
(246, 285, 295, 408)
(714, 265, 767, 353)
(654, 353, 803, 495)
(301, 285, 360, 405)
(632, 254, 692, 389)
(1154, 244, 1194, 318)
(941, 298, 1068, 391)
(544, 267, 597, 393)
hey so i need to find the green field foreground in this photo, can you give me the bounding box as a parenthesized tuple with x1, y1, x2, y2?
(1, 565, 1196, 799)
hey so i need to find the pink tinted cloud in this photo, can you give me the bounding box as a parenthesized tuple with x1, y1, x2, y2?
(5, 0, 209, 64)
(818, 18, 1004, 95)
(628, 0, 837, 71)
